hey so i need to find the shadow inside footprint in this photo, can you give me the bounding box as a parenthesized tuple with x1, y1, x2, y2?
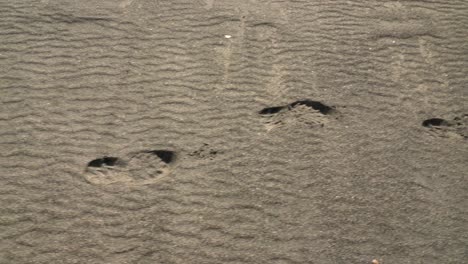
(87, 157, 120, 167)
(422, 118, 449, 127)
(289, 100, 334, 115)
(259, 99, 335, 116)
(144, 150, 176, 164)
(259, 106, 287, 115)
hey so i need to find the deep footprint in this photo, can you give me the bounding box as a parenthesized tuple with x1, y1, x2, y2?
(84, 150, 176, 186)
(422, 118, 450, 128)
(87, 157, 121, 167)
(259, 99, 336, 130)
(422, 115, 467, 139)
(259, 105, 288, 115)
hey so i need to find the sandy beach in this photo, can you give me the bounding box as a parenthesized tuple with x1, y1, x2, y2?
(0, 0, 467, 263)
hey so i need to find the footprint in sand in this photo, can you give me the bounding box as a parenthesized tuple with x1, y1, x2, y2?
(422, 115, 467, 139)
(84, 150, 176, 186)
(188, 143, 222, 161)
(259, 99, 338, 131)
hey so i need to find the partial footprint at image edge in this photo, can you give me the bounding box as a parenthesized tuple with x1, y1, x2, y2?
(84, 150, 177, 186)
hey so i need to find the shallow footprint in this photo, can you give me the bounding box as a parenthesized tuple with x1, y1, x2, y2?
(84, 150, 176, 186)
(188, 143, 221, 161)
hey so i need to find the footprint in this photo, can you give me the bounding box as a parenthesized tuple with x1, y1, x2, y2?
(422, 115, 467, 139)
(422, 118, 450, 128)
(259, 105, 287, 115)
(289, 100, 335, 115)
(259, 99, 337, 131)
(189, 143, 221, 160)
(84, 150, 176, 186)
(87, 156, 121, 168)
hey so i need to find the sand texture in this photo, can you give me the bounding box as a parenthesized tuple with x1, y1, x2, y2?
(1, 0, 467, 263)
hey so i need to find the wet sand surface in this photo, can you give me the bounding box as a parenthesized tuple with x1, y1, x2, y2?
(1, 1, 467, 263)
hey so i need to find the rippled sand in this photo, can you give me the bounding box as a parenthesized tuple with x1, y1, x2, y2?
(1, 1, 467, 263)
